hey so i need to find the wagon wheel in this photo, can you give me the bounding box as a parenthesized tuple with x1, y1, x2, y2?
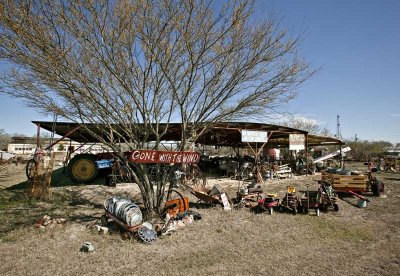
(182, 165, 207, 189)
(112, 162, 132, 184)
(26, 159, 37, 180)
(372, 180, 382, 197)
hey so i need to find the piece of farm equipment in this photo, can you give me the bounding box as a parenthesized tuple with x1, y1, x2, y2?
(235, 180, 263, 208)
(318, 181, 339, 212)
(299, 185, 321, 216)
(299, 182, 339, 216)
(280, 186, 301, 214)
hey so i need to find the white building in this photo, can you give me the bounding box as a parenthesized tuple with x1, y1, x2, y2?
(0, 150, 15, 160)
(7, 137, 109, 157)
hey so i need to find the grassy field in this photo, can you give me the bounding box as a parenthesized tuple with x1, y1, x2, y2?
(0, 162, 399, 275)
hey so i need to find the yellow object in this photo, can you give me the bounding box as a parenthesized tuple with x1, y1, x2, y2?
(71, 159, 96, 180)
(267, 193, 277, 198)
(287, 186, 296, 193)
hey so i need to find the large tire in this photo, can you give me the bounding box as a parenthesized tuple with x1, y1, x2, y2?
(67, 154, 98, 183)
(372, 180, 382, 197)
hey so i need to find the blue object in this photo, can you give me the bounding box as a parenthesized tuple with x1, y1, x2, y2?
(96, 159, 113, 169)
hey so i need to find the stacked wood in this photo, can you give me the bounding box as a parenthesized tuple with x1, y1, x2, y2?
(321, 171, 367, 190)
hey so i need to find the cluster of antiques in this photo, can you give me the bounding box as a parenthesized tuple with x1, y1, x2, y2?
(92, 156, 383, 244)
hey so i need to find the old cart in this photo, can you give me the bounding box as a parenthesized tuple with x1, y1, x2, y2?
(321, 165, 384, 197)
(299, 182, 339, 216)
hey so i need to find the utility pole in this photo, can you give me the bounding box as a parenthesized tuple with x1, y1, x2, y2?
(336, 114, 342, 140)
(337, 114, 344, 168)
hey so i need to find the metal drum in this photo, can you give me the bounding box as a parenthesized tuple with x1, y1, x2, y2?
(124, 204, 142, 227)
(104, 196, 120, 214)
(103, 197, 142, 226)
(114, 198, 132, 219)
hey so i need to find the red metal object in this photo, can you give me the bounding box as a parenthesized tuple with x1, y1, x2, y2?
(348, 190, 370, 202)
(128, 150, 200, 164)
(258, 197, 279, 209)
(45, 125, 82, 150)
(104, 210, 141, 232)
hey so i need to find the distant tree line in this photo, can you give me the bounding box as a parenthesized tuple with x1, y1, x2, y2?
(346, 140, 398, 161)
(0, 129, 11, 151)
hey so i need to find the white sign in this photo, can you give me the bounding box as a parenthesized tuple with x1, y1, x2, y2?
(241, 130, 268, 143)
(289, 134, 305, 150)
(220, 193, 231, 211)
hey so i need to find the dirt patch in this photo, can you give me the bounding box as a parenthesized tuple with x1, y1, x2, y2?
(0, 163, 399, 275)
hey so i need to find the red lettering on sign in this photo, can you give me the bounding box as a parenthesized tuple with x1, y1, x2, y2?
(128, 150, 200, 164)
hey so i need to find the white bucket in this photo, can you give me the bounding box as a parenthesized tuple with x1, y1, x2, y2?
(356, 199, 367, 208)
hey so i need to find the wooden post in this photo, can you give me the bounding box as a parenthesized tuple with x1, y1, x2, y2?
(36, 123, 41, 148)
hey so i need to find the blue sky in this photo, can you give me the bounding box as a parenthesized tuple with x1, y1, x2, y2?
(0, 0, 399, 143)
(260, 0, 400, 143)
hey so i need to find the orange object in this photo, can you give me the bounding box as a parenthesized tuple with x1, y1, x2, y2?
(165, 197, 189, 217)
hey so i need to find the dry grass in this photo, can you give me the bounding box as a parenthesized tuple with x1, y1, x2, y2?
(0, 162, 399, 275)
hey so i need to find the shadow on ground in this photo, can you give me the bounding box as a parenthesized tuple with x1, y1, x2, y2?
(5, 167, 108, 191)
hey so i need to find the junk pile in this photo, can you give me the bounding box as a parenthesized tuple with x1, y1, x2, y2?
(252, 183, 340, 216)
(189, 184, 231, 210)
(235, 180, 264, 208)
(96, 196, 202, 243)
(34, 215, 66, 230)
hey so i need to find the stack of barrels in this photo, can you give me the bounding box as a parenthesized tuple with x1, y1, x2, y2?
(104, 197, 142, 227)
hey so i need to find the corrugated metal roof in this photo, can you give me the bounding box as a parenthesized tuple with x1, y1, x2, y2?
(32, 121, 344, 148)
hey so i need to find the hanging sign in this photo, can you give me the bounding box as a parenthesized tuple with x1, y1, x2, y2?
(289, 134, 305, 150)
(241, 130, 268, 143)
(128, 150, 200, 164)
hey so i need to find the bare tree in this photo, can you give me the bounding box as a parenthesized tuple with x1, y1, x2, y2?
(0, 0, 312, 215)
(280, 115, 330, 136)
(0, 129, 11, 151)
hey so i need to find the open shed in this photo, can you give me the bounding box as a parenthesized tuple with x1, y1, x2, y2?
(32, 121, 344, 149)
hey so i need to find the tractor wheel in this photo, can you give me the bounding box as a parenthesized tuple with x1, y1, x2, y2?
(372, 180, 382, 197)
(67, 154, 98, 183)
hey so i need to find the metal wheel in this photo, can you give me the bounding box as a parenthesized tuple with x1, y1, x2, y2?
(112, 162, 132, 184)
(26, 159, 37, 180)
(181, 165, 207, 189)
(67, 154, 98, 183)
(159, 189, 187, 218)
(372, 180, 382, 197)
